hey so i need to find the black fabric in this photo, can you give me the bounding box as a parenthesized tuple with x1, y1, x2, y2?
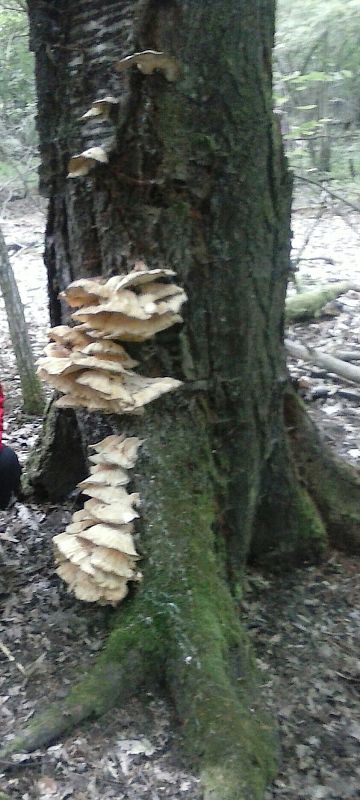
(0, 445, 21, 509)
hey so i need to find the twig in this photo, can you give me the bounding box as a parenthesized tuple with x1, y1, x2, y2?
(292, 199, 326, 277)
(294, 174, 360, 214)
(296, 256, 335, 265)
(0, 640, 26, 676)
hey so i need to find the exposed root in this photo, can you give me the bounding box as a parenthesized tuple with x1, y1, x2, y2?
(285, 389, 360, 553)
(251, 435, 327, 568)
(0, 641, 147, 762)
(166, 598, 277, 800)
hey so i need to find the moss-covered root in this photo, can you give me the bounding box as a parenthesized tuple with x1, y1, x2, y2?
(0, 626, 149, 762)
(285, 389, 360, 554)
(166, 600, 277, 800)
(251, 436, 327, 569)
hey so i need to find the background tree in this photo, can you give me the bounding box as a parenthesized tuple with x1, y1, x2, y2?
(4, 2, 360, 799)
(0, 223, 44, 413)
(275, 0, 360, 182)
(0, 0, 38, 199)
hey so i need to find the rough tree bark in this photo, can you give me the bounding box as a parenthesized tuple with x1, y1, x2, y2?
(8, 1, 359, 798)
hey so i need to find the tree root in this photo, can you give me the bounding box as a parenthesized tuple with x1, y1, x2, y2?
(250, 433, 327, 568)
(1, 411, 279, 798)
(0, 652, 145, 761)
(0, 601, 154, 761)
(166, 598, 277, 800)
(285, 388, 360, 553)
(0, 591, 276, 799)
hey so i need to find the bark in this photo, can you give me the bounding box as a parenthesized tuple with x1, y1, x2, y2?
(0, 225, 44, 414)
(22, 398, 87, 500)
(17, 1, 354, 797)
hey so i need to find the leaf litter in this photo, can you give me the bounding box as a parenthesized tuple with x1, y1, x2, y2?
(0, 196, 359, 798)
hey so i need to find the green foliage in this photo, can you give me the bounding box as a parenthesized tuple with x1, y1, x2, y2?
(0, 4, 38, 192)
(275, 0, 360, 182)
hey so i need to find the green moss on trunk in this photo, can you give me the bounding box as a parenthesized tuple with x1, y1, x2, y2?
(104, 407, 277, 798)
(2, 406, 277, 799)
(251, 437, 327, 569)
(285, 389, 360, 553)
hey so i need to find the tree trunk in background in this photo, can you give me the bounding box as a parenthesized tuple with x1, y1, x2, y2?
(18, 1, 358, 797)
(0, 225, 44, 414)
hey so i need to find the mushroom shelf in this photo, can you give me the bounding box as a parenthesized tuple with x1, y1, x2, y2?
(37, 267, 187, 414)
(53, 434, 143, 605)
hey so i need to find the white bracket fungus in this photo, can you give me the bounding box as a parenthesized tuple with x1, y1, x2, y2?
(37, 267, 187, 414)
(114, 50, 180, 82)
(67, 146, 108, 178)
(80, 96, 119, 121)
(40, 267, 187, 605)
(53, 434, 143, 605)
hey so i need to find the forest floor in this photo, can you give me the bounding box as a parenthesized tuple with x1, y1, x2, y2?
(0, 190, 359, 800)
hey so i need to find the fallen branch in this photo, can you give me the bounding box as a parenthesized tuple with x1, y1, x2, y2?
(308, 386, 360, 403)
(285, 281, 356, 322)
(296, 257, 335, 265)
(285, 339, 360, 385)
(328, 350, 360, 362)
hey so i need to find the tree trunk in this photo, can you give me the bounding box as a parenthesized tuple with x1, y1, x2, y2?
(15, 1, 358, 797)
(0, 225, 44, 414)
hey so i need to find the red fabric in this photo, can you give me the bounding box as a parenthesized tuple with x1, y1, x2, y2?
(0, 383, 3, 449)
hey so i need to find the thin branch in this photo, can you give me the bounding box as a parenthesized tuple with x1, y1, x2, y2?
(292, 199, 326, 273)
(294, 174, 360, 214)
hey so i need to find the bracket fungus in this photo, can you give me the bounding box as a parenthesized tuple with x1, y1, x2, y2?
(80, 96, 119, 121)
(114, 50, 180, 82)
(37, 267, 187, 414)
(54, 434, 143, 604)
(39, 267, 187, 604)
(67, 146, 108, 178)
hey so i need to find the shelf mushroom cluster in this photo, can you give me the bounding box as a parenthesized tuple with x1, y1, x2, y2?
(54, 434, 143, 604)
(37, 267, 187, 415)
(67, 51, 179, 179)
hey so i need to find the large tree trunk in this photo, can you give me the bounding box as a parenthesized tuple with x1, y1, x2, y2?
(14, 1, 358, 797)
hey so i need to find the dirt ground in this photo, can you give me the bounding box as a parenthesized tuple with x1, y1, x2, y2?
(0, 191, 359, 800)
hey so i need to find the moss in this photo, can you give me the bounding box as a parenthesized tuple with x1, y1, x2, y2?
(251, 436, 328, 570)
(19, 373, 45, 415)
(98, 407, 277, 798)
(285, 389, 360, 554)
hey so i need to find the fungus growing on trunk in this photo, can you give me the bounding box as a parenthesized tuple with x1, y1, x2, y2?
(67, 146, 108, 178)
(37, 268, 187, 413)
(80, 96, 119, 121)
(114, 50, 180, 82)
(38, 268, 187, 603)
(53, 434, 142, 605)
